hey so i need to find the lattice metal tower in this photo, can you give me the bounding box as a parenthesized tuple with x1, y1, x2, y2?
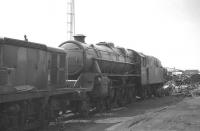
(67, 0, 75, 40)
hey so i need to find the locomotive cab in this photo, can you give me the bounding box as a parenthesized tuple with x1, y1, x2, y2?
(47, 47, 66, 87)
(0, 38, 48, 93)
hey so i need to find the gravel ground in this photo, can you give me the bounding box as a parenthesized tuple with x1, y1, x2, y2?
(44, 95, 185, 131)
(125, 96, 200, 131)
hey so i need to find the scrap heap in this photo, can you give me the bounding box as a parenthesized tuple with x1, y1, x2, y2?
(163, 73, 200, 97)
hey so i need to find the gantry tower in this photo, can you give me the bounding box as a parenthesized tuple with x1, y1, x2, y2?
(67, 0, 75, 40)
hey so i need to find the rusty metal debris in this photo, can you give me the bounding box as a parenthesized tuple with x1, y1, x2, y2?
(164, 73, 200, 97)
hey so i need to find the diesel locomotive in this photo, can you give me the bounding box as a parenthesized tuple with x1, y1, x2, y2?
(0, 35, 166, 131)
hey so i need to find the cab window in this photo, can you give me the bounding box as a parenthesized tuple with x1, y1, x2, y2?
(142, 57, 146, 67)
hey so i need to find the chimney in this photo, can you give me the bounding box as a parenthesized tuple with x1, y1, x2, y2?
(73, 34, 86, 43)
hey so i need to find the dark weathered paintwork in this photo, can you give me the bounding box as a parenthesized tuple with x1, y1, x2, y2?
(47, 47, 66, 86)
(0, 38, 79, 103)
(140, 54, 165, 85)
(59, 41, 140, 78)
(0, 38, 48, 90)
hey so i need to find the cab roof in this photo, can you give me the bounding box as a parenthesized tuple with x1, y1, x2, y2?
(0, 37, 47, 50)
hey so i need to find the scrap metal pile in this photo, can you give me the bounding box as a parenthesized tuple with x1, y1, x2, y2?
(163, 74, 200, 97)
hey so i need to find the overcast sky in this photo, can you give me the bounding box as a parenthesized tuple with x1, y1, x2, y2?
(0, 0, 199, 70)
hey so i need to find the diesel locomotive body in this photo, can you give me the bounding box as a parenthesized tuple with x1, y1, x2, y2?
(0, 38, 88, 131)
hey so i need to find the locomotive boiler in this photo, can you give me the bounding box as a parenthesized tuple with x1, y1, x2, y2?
(59, 35, 139, 78)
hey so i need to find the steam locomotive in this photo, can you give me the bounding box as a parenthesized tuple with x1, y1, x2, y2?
(0, 35, 166, 130)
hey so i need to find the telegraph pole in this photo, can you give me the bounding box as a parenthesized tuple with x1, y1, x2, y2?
(67, 0, 75, 40)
